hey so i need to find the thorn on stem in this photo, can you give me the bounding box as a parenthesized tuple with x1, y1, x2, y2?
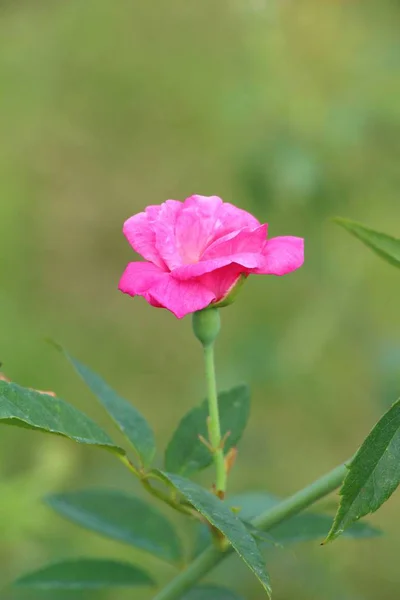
(224, 447, 238, 475)
(198, 434, 214, 452)
(220, 430, 231, 449)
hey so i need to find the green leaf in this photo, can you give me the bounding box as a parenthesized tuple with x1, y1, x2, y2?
(326, 398, 400, 542)
(0, 380, 124, 455)
(335, 217, 400, 269)
(181, 586, 244, 600)
(165, 385, 250, 475)
(194, 491, 380, 556)
(159, 472, 271, 597)
(46, 489, 182, 563)
(54, 344, 156, 467)
(14, 559, 155, 589)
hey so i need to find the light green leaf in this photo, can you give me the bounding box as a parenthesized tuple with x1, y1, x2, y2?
(0, 380, 124, 455)
(335, 217, 400, 269)
(159, 472, 271, 597)
(46, 489, 182, 563)
(182, 586, 244, 600)
(55, 344, 156, 467)
(194, 491, 380, 556)
(326, 398, 400, 542)
(165, 385, 250, 475)
(14, 559, 155, 589)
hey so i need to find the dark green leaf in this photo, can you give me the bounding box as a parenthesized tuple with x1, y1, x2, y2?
(181, 586, 244, 600)
(14, 559, 154, 589)
(194, 491, 380, 557)
(55, 344, 156, 467)
(335, 217, 400, 269)
(46, 489, 182, 563)
(0, 380, 123, 454)
(159, 472, 271, 597)
(326, 398, 400, 542)
(165, 385, 250, 475)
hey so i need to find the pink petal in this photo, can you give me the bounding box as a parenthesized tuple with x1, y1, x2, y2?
(171, 226, 267, 280)
(213, 202, 261, 239)
(118, 261, 216, 318)
(170, 254, 259, 280)
(153, 200, 184, 270)
(148, 274, 216, 319)
(252, 236, 304, 275)
(148, 195, 263, 271)
(203, 224, 267, 260)
(123, 207, 166, 270)
(172, 195, 224, 266)
(198, 264, 245, 302)
(118, 261, 166, 295)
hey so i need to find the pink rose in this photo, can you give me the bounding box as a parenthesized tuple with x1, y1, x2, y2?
(119, 195, 304, 318)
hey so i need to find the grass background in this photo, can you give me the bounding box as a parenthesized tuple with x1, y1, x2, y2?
(0, 1, 399, 598)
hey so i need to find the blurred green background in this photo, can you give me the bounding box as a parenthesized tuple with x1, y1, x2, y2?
(1, 1, 399, 599)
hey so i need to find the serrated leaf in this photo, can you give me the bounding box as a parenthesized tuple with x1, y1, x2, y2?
(14, 559, 155, 589)
(194, 491, 380, 557)
(335, 217, 400, 269)
(46, 489, 182, 563)
(55, 344, 156, 467)
(182, 586, 244, 600)
(326, 398, 400, 542)
(159, 472, 271, 597)
(0, 380, 124, 455)
(165, 385, 250, 475)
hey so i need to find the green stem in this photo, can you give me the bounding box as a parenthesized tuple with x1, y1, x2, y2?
(152, 461, 348, 600)
(203, 343, 227, 495)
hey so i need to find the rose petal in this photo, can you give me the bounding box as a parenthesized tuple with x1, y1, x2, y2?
(202, 224, 267, 260)
(151, 196, 262, 271)
(152, 200, 184, 270)
(252, 236, 304, 275)
(118, 261, 166, 296)
(123, 207, 166, 269)
(170, 254, 259, 280)
(213, 201, 261, 238)
(118, 261, 215, 318)
(198, 264, 245, 302)
(171, 226, 267, 280)
(172, 195, 224, 266)
(148, 275, 216, 319)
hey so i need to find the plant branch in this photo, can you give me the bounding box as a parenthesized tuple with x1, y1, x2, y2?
(152, 461, 348, 600)
(203, 343, 227, 496)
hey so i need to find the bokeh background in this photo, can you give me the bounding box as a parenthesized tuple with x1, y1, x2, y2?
(1, 1, 399, 599)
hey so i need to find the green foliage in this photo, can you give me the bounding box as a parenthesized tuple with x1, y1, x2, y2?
(0, 380, 123, 454)
(182, 586, 244, 600)
(56, 346, 156, 467)
(335, 218, 400, 269)
(194, 491, 380, 557)
(14, 559, 154, 589)
(159, 472, 272, 597)
(326, 399, 400, 542)
(165, 385, 250, 475)
(46, 489, 182, 563)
